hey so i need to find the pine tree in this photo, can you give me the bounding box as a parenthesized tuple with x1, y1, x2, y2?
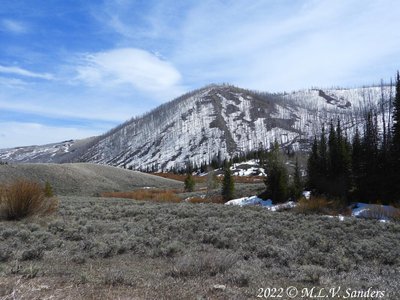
(290, 158, 303, 200)
(307, 136, 320, 191)
(361, 111, 380, 202)
(184, 173, 195, 192)
(390, 71, 400, 202)
(335, 119, 351, 200)
(319, 126, 328, 176)
(264, 142, 289, 203)
(221, 166, 234, 201)
(351, 127, 363, 200)
(328, 121, 338, 179)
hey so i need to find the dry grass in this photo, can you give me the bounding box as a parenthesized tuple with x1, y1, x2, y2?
(232, 176, 264, 183)
(101, 189, 181, 203)
(151, 173, 206, 183)
(296, 196, 351, 215)
(152, 172, 264, 184)
(0, 180, 58, 220)
(185, 195, 225, 204)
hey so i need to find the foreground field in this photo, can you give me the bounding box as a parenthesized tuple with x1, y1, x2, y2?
(1, 196, 399, 299)
(0, 163, 182, 196)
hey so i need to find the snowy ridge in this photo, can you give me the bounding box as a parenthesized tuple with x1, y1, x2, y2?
(0, 84, 392, 170)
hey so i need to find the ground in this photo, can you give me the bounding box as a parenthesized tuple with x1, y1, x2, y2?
(1, 196, 399, 299)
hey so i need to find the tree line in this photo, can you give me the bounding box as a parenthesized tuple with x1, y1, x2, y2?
(307, 72, 400, 205)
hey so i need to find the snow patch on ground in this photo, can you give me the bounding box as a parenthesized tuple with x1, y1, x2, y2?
(225, 196, 271, 207)
(225, 196, 295, 211)
(225, 194, 399, 223)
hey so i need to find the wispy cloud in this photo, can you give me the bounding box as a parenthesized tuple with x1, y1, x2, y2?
(1, 0, 400, 148)
(1, 19, 28, 34)
(100, 0, 400, 91)
(0, 65, 53, 80)
(75, 48, 184, 97)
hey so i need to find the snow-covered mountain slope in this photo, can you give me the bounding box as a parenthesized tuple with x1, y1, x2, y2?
(0, 84, 393, 170)
(0, 137, 96, 163)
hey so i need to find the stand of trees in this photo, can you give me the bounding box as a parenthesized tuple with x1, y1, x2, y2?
(307, 72, 400, 205)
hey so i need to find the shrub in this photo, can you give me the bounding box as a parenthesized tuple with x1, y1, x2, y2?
(101, 189, 181, 203)
(20, 246, 44, 261)
(0, 180, 58, 220)
(43, 181, 54, 197)
(103, 269, 134, 286)
(186, 195, 224, 204)
(361, 205, 400, 221)
(169, 252, 238, 278)
(295, 196, 337, 215)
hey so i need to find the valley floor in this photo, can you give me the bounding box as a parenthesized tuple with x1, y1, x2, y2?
(0, 196, 399, 299)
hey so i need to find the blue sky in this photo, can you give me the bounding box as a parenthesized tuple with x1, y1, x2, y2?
(1, 0, 400, 148)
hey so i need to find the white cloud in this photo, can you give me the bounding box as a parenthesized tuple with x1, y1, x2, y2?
(0, 76, 28, 88)
(75, 48, 182, 93)
(0, 65, 53, 80)
(0, 122, 101, 149)
(167, 0, 400, 91)
(1, 19, 28, 34)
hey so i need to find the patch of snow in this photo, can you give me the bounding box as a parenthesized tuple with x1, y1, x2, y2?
(351, 202, 399, 221)
(225, 196, 272, 207)
(302, 191, 311, 200)
(267, 201, 296, 211)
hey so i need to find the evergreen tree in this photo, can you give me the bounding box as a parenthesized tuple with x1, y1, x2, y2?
(264, 142, 289, 203)
(307, 136, 320, 191)
(290, 158, 303, 200)
(184, 173, 195, 192)
(335, 119, 352, 200)
(328, 121, 338, 179)
(319, 126, 328, 176)
(351, 127, 363, 200)
(361, 111, 380, 202)
(221, 165, 235, 201)
(221, 168, 234, 201)
(390, 71, 400, 202)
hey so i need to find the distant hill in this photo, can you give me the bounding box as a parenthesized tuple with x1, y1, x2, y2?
(0, 84, 392, 171)
(0, 163, 182, 196)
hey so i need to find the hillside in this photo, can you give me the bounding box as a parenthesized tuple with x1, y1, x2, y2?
(0, 84, 393, 171)
(0, 163, 182, 196)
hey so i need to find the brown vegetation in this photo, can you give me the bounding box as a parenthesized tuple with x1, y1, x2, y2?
(0, 180, 58, 220)
(101, 189, 181, 203)
(151, 173, 206, 183)
(185, 195, 225, 204)
(295, 196, 349, 215)
(152, 172, 264, 184)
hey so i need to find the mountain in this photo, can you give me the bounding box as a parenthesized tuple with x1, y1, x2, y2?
(0, 84, 393, 171)
(0, 137, 96, 163)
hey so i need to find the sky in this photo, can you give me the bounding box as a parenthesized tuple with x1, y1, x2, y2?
(1, 0, 400, 148)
